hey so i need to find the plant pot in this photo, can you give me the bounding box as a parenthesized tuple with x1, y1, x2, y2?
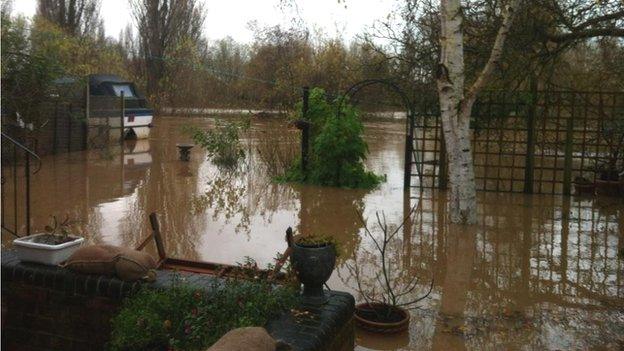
(289, 239, 336, 305)
(573, 182, 596, 196)
(354, 302, 410, 334)
(595, 179, 621, 196)
(13, 234, 84, 265)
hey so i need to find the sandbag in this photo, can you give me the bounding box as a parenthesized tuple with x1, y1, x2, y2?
(64, 244, 158, 282)
(63, 244, 121, 276)
(207, 327, 291, 351)
(114, 247, 158, 282)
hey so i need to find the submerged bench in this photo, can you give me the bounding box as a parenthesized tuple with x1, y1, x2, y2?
(1, 250, 354, 351)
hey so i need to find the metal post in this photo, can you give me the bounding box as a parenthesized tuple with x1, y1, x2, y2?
(83, 81, 90, 149)
(53, 101, 59, 154)
(438, 129, 448, 189)
(562, 96, 575, 195)
(13, 146, 17, 235)
(67, 103, 72, 152)
(301, 86, 310, 174)
(25, 153, 30, 236)
(523, 76, 538, 194)
(120, 91, 126, 143)
(404, 111, 414, 189)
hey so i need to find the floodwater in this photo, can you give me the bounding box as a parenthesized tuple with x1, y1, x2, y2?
(2, 117, 623, 350)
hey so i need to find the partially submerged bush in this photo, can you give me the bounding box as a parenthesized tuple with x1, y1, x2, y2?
(109, 277, 297, 351)
(281, 88, 384, 189)
(255, 120, 300, 178)
(185, 119, 250, 168)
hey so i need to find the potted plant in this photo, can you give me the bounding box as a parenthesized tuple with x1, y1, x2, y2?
(573, 174, 595, 196)
(343, 209, 433, 334)
(595, 119, 624, 196)
(286, 228, 337, 305)
(13, 215, 84, 265)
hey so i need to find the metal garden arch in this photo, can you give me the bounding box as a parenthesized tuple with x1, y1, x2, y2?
(336, 79, 422, 189)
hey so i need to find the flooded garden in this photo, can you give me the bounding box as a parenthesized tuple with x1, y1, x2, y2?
(3, 116, 622, 350)
(3, 1, 624, 350)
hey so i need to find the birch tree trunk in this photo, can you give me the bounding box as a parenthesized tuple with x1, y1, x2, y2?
(436, 0, 518, 224)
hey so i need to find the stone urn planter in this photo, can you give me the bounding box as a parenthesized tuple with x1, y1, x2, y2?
(13, 233, 84, 265)
(354, 302, 410, 334)
(176, 143, 194, 161)
(286, 228, 336, 305)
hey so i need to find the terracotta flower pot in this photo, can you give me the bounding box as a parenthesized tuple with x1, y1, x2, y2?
(595, 179, 621, 196)
(573, 182, 595, 196)
(354, 302, 410, 334)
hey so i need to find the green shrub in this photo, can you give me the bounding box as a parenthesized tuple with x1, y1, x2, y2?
(185, 119, 250, 168)
(109, 277, 297, 351)
(281, 88, 384, 189)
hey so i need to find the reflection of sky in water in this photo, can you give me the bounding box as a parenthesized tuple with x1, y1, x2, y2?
(95, 192, 138, 246)
(4, 117, 622, 350)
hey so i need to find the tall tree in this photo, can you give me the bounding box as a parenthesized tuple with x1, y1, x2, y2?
(435, 0, 623, 224)
(436, 0, 519, 224)
(37, 0, 101, 36)
(131, 0, 205, 106)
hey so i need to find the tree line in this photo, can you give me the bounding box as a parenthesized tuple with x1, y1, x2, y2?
(2, 0, 622, 119)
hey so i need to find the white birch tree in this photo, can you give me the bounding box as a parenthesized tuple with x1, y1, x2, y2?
(436, 0, 519, 224)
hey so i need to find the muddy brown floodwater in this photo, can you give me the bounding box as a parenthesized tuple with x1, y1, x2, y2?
(3, 117, 623, 350)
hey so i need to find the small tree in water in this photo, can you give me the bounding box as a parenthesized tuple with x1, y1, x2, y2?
(282, 88, 384, 189)
(186, 119, 250, 168)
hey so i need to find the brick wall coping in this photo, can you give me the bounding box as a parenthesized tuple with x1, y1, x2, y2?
(1, 250, 354, 351)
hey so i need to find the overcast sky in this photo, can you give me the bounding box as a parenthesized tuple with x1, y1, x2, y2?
(11, 0, 395, 43)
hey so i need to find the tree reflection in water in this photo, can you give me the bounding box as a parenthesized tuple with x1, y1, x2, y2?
(348, 191, 623, 350)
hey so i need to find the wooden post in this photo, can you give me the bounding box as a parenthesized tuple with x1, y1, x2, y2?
(523, 77, 538, 194)
(562, 94, 575, 195)
(120, 91, 125, 143)
(149, 212, 166, 260)
(301, 86, 310, 174)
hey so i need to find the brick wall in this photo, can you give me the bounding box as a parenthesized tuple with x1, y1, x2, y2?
(2, 284, 121, 351)
(1, 252, 140, 351)
(1, 251, 355, 351)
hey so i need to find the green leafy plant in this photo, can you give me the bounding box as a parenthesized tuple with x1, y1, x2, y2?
(184, 119, 250, 168)
(294, 234, 343, 258)
(109, 275, 298, 351)
(30, 215, 78, 245)
(44, 215, 73, 236)
(280, 88, 384, 189)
